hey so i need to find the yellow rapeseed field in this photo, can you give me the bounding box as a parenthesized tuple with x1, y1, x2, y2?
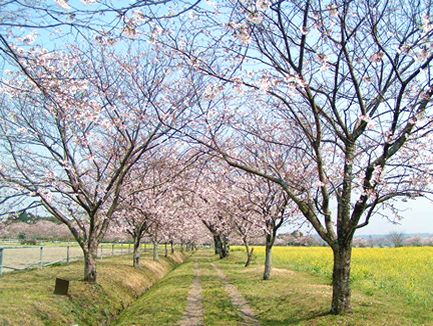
(251, 246, 433, 308)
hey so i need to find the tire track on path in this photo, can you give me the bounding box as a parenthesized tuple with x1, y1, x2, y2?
(178, 262, 204, 326)
(211, 263, 260, 326)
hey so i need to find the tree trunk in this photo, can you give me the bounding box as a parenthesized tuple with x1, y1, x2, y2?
(83, 247, 97, 283)
(164, 242, 168, 257)
(244, 240, 254, 267)
(170, 240, 174, 254)
(263, 234, 273, 280)
(133, 238, 141, 267)
(214, 234, 222, 256)
(331, 245, 353, 314)
(223, 235, 230, 257)
(153, 242, 159, 261)
(242, 236, 254, 267)
(218, 235, 230, 259)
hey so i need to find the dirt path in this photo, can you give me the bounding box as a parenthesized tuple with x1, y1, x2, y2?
(211, 263, 260, 326)
(178, 262, 204, 326)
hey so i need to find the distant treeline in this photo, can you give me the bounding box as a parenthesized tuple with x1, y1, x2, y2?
(229, 231, 433, 248)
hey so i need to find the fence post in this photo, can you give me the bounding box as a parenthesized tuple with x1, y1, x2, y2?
(112, 244, 114, 256)
(0, 248, 4, 276)
(66, 246, 70, 264)
(128, 243, 131, 254)
(39, 246, 44, 269)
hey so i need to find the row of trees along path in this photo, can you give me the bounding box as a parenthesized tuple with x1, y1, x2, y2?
(1, 0, 433, 316)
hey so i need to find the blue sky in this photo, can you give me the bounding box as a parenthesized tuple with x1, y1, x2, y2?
(356, 197, 433, 235)
(3, 1, 432, 237)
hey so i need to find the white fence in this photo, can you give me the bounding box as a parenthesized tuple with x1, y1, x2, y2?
(0, 243, 151, 275)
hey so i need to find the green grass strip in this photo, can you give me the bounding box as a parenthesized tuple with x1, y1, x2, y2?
(114, 258, 195, 326)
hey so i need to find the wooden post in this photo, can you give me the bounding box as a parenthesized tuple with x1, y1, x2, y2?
(128, 243, 131, 254)
(66, 246, 70, 264)
(112, 244, 114, 256)
(39, 246, 44, 269)
(0, 248, 4, 276)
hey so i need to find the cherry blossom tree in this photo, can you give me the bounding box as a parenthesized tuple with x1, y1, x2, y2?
(180, 160, 294, 275)
(144, 199, 196, 261)
(2, 220, 72, 241)
(173, 208, 210, 252)
(229, 200, 262, 267)
(114, 164, 162, 266)
(0, 0, 200, 77)
(0, 0, 432, 314)
(237, 177, 297, 280)
(210, 170, 301, 277)
(0, 215, 11, 238)
(162, 0, 433, 314)
(0, 43, 195, 282)
(233, 222, 259, 267)
(0, 0, 199, 34)
(114, 148, 193, 265)
(114, 184, 155, 266)
(185, 165, 237, 259)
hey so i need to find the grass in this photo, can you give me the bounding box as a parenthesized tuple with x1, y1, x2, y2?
(114, 256, 194, 326)
(221, 247, 433, 325)
(199, 253, 244, 325)
(2, 247, 431, 325)
(115, 250, 244, 326)
(115, 248, 433, 325)
(0, 250, 186, 326)
(250, 246, 433, 311)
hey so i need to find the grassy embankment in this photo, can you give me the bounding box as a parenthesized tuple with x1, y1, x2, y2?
(0, 250, 186, 326)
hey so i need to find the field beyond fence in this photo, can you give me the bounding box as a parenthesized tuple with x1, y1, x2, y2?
(0, 242, 155, 275)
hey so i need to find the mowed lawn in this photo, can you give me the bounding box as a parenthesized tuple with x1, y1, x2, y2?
(222, 246, 433, 325)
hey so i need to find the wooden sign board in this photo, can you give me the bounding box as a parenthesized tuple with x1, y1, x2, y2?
(54, 278, 69, 295)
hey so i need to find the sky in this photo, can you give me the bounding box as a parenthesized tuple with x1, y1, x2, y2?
(3, 1, 433, 237)
(283, 197, 433, 237)
(356, 197, 433, 235)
